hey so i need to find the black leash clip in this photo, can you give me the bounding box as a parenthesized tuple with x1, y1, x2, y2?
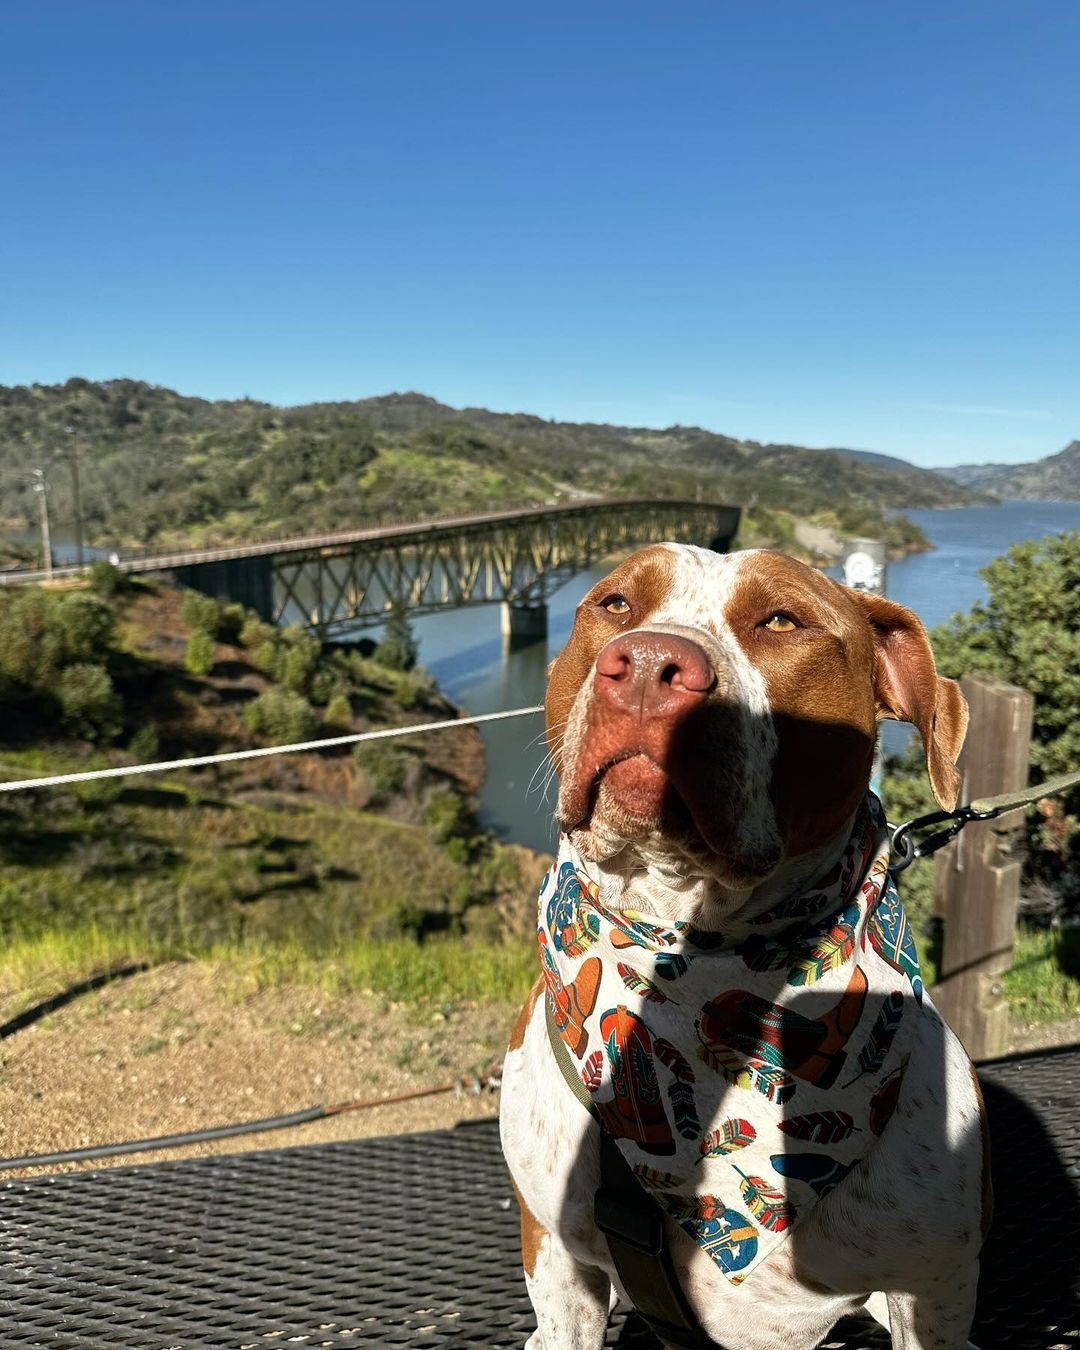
(889, 803, 998, 875)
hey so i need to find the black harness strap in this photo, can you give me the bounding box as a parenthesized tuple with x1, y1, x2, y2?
(545, 1002, 724, 1350)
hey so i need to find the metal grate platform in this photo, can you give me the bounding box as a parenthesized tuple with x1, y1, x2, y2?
(0, 1047, 1077, 1348)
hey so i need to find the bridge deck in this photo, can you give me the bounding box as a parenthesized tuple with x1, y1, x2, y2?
(0, 498, 740, 583)
(0, 1045, 1076, 1347)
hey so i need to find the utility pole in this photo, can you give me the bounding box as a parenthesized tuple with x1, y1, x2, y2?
(64, 424, 85, 569)
(32, 468, 52, 577)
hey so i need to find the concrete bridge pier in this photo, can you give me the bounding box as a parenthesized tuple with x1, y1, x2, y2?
(501, 599, 548, 651)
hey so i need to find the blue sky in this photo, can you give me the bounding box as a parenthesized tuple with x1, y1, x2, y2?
(2, 1, 1077, 467)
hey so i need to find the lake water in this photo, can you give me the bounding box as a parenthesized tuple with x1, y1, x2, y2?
(411, 500, 1080, 852)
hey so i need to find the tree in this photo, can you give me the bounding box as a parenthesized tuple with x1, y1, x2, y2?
(374, 598, 418, 671)
(57, 663, 122, 742)
(53, 592, 115, 662)
(929, 530, 1080, 911)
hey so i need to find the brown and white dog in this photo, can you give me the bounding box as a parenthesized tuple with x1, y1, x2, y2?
(500, 544, 988, 1350)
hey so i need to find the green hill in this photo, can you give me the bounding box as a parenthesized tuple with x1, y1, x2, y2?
(0, 378, 985, 558)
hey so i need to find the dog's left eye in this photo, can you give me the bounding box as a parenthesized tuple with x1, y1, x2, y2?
(763, 613, 798, 632)
(601, 595, 631, 615)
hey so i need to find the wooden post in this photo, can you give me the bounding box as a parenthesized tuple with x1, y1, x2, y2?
(931, 673, 1034, 1061)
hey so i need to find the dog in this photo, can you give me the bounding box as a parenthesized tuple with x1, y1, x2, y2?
(500, 544, 988, 1350)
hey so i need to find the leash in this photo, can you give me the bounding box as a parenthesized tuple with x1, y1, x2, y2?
(888, 768, 1080, 874)
(543, 769, 1080, 1347)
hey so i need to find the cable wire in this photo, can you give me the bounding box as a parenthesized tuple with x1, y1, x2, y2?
(0, 705, 544, 794)
(0, 1073, 500, 1172)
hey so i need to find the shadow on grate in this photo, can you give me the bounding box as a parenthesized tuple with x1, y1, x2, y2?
(0, 1047, 1077, 1347)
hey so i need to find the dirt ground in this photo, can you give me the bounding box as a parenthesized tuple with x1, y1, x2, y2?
(793, 519, 843, 559)
(1, 962, 1076, 1182)
(0, 962, 515, 1179)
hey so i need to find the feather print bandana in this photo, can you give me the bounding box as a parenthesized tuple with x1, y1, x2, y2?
(538, 795, 925, 1285)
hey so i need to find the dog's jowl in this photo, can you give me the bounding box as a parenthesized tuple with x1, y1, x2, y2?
(500, 544, 986, 1350)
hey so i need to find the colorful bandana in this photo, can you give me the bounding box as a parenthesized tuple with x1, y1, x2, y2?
(538, 795, 925, 1285)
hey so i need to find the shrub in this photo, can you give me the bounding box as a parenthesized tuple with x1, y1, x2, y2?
(179, 589, 222, 635)
(444, 835, 471, 866)
(74, 776, 125, 810)
(185, 630, 215, 675)
(0, 589, 118, 706)
(353, 741, 407, 799)
(53, 592, 115, 662)
(57, 663, 123, 742)
(282, 643, 317, 695)
(250, 639, 279, 676)
(217, 602, 247, 644)
(89, 559, 124, 598)
(424, 787, 467, 844)
(325, 691, 353, 727)
(244, 690, 318, 742)
(128, 721, 160, 762)
(240, 613, 275, 650)
(309, 668, 336, 705)
(390, 668, 432, 710)
(0, 591, 49, 685)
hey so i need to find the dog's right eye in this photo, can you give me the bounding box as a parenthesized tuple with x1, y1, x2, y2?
(600, 595, 631, 615)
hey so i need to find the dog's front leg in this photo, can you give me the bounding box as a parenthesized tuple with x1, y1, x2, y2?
(517, 1192, 611, 1350)
(503, 982, 613, 1348)
(883, 1262, 980, 1350)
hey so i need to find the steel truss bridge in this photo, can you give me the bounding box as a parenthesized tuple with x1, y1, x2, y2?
(2, 500, 740, 644)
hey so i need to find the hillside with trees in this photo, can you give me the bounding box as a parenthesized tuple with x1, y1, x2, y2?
(0, 379, 987, 562)
(0, 565, 537, 953)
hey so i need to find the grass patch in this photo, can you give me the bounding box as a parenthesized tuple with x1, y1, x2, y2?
(0, 774, 506, 950)
(1004, 924, 1080, 1025)
(0, 924, 536, 1017)
(207, 933, 536, 1005)
(0, 925, 175, 1014)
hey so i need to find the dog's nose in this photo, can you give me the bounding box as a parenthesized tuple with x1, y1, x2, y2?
(594, 632, 715, 718)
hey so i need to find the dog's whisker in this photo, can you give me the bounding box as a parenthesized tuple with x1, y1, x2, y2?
(524, 725, 556, 751)
(526, 753, 555, 799)
(530, 764, 559, 805)
(525, 749, 560, 803)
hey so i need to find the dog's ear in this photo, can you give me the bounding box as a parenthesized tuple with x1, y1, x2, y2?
(849, 591, 969, 810)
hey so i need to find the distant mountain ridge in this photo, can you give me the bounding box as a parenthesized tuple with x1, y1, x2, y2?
(938, 440, 1080, 501)
(349, 391, 985, 507)
(0, 378, 985, 555)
